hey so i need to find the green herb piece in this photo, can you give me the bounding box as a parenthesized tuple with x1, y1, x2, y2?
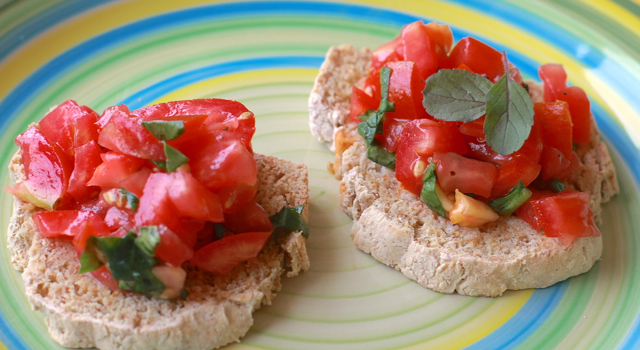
(357, 67, 396, 170)
(135, 226, 161, 257)
(153, 141, 189, 173)
(484, 52, 535, 155)
(119, 189, 139, 212)
(422, 69, 493, 122)
(488, 181, 532, 216)
(142, 120, 185, 141)
(80, 233, 165, 298)
(214, 223, 228, 239)
(548, 178, 565, 192)
(420, 162, 446, 217)
(269, 205, 309, 239)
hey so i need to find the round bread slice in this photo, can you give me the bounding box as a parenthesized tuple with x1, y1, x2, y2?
(309, 45, 619, 297)
(7, 152, 309, 349)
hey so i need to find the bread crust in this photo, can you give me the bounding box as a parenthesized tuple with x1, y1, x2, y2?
(7, 153, 310, 349)
(309, 45, 619, 297)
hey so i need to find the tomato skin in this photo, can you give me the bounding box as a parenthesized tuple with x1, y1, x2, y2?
(534, 101, 573, 159)
(433, 152, 497, 198)
(98, 105, 165, 160)
(395, 119, 467, 195)
(224, 202, 274, 234)
(87, 152, 145, 190)
(119, 167, 152, 198)
(384, 61, 428, 121)
(444, 37, 504, 82)
(190, 231, 271, 275)
(531, 190, 600, 246)
(103, 206, 135, 232)
(560, 86, 591, 143)
(154, 225, 194, 266)
(134, 173, 181, 233)
(167, 171, 224, 223)
(72, 109, 100, 149)
(539, 145, 572, 182)
(38, 100, 84, 155)
(539, 63, 567, 103)
(349, 86, 378, 124)
(67, 140, 102, 202)
(33, 210, 108, 238)
(424, 22, 453, 59)
(14, 126, 72, 208)
(401, 21, 440, 79)
(514, 189, 555, 230)
(216, 182, 259, 213)
(379, 119, 406, 153)
(371, 36, 403, 75)
(489, 155, 541, 199)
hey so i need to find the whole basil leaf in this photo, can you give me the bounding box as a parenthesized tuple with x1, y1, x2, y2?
(423, 69, 493, 122)
(484, 52, 534, 155)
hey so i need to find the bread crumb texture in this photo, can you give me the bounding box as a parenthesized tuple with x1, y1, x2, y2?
(7, 153, 309, 349)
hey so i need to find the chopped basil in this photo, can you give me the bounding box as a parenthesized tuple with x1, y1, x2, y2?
(119, 189, 139, 212)
(488, 181, 532, 216)
(269, 205, 309, 239)
(153, 141, 189, 173)
(548, 178, 565, 192)
(420, 162, 446, 217)
(484, 52, 535, 155)
(142, 120, 185, 141)
(422, 69, 493, 122)
(214, 223, 228, 239)
(357, 67, 396, 170)
(79, 232, 165, 298)
(135, 226, 161, 257)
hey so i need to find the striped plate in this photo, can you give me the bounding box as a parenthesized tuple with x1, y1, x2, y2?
(1, 1, 639, 349)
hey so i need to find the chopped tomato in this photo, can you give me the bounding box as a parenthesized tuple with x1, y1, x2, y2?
(98, 105, 165, 160)
(433, 152, 497, 198)
(531, 190, 600, 246)
(119, 167, 152, 198)
(371, 36, 403, 74)
(401, 21, 440, 79)
(534, 101, 573, 158)
(378, 118, 407, 153)
(384, 61, 428, 120)
(33, 210, 108, 238)
(538, 63, 567, 102)
(72, 109, 100, 149)
(395, 119, 467, 195)
(224, 202, 274, 234)
(190, 231, 271, 275)
(514, 189, 555, 230)
(560, 86, 592, 144)
(423, 22, 453, 60)
(154, 224, 194, 266)
(444, 37, 504, 83)
(459, 117, 485, 139)
(216, 182, 259, 213)
(175, 218, 204, 248)
(489, 155, 541, 199)
(167, 171, 224, 223)
(67, 140, 102, 202)
(134, 173, 181, 233)
(103, 206, 135, 232)
(87, 152, 145, 190)
(349, 86, 378, 124)
(90, 266, 119, 291)
(38, 100, 86, 155)
(539, 145, 572, 182)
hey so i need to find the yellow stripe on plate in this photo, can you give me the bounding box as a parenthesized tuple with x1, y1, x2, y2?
(582, 0, 640, 38)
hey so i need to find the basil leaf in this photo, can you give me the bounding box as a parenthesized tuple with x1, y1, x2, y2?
(420, 162, 446, 217)
(142, 120, 185, 141)
(214, 223, 228, 239)
(484, 52, 534, 155)
(422, 69, 493, 122)
(488, 181, 532, 216)
(135, 226, 161, 257)
(357, 110, 384, 147)
(119, 189, 139, 212)
(79, 236, 104, 274)
(153, 141, 189, 173)
(548, 178, 565, 192)
(269, 205, 309, 239)
(366, 144, 396, 170)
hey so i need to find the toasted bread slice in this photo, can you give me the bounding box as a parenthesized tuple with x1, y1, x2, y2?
(309, 45, 619, 297)
(7, 152, 309, 349)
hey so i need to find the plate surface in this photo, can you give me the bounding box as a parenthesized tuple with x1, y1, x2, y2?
(1, 1, 639, 349)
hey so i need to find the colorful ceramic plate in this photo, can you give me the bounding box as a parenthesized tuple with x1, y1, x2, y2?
(1, 1, 639, 349)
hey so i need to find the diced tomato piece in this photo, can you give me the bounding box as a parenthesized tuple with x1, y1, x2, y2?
(534, 101, 573, 158)
(175, 218, 204, 249)
(154, 225, 194, 266)
(539, 63, 567, 103)
(507, 63, 523, 85)
(119, 167, 152, 198)
(90, 266, 119, 291)
(489, 155, 541, 199)
(514, 189, 555, 230)
(72, 110, 100, 149)
(531, 190, 600, 246)
(371, 36, 403, 74)
(12, 127, 72, 209)
(401, 21, 440, 79)
(190, 231, 271, 275)
(459, 117, 485, 139)
(444, 37, 504, 83)
(378, 118, 407, 153)
(539, 145, 572, 182)
(103, 206, 135, 232)
(559, 86, 592, 143)
(167, 171, 224, 222)
(98, 105, 165, 160)
(349, 86, 379, 124)
(87, 152, 145, 190)
(433, 152, 496, 198)
(134, 173, 181, 233)
(38, 100, 86, 155)
(216, 182, 259, 213)
(224, 202, 274, 234)
(67, 141, 102, 202)
(33, 210, 108, 238)
(384, 61, 428, 120)
(424, 22, 453, 60)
